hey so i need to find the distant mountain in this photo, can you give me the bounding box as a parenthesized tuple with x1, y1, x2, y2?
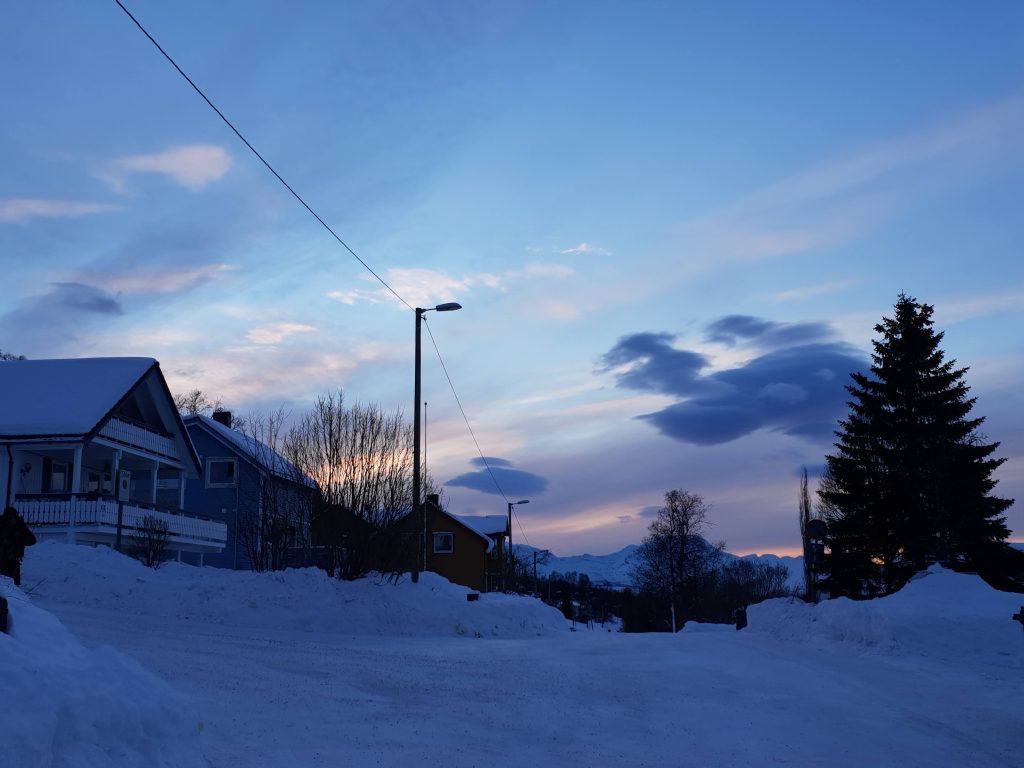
(518, 543, 806, 591)
(522, 541, 1024, 592)
(517, 544, 640, 589)
(731, 552, 805, 590)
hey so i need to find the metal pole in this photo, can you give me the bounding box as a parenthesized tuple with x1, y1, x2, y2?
(533, 550, 538, 595)
(507, 501, 513, 590)
(413, 308, 424, 573)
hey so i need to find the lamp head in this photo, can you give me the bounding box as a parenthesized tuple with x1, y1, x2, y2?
(434, 302, 462, 312)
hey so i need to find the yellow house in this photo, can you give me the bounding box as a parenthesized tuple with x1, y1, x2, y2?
(417, 500, 508, 592)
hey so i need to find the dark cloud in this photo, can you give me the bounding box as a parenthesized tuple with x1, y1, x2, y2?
(705, 315, 833, 348)
(616, 515, 632, 523)
(599, 332, 716, 397)
(603, 317, 867, 446)
(49, 282, 123, 315)
(0, 282, 124, 350)
(447, 458, 549, 497)
(471, 456, 512, 468)
(638, 505, 661, 518)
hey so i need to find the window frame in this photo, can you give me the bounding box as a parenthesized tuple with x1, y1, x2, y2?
(433, 531, 454, 554)
(206, 457, 239, 488)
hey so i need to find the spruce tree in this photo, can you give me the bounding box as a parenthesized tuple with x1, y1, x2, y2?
(820, 294, 1014, 597)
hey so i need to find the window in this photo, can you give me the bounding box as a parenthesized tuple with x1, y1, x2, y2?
(86, 470, 112, 495)
(206, 458, 238, 488)
(433, 532, 454, 554)
(42, 458, 69, 493)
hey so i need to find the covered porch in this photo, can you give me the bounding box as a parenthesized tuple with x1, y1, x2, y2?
(7, 417, 227, 558)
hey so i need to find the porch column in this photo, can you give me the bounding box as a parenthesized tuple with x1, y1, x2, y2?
(178, 470, 186, 511)
(150, 460, 159, 505)
(71, 445, 83, 497)
(111, 450, 122, 494)
(5, 446, 19, 507)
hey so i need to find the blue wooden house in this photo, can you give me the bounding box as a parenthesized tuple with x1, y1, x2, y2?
(184, 412, 314, 570)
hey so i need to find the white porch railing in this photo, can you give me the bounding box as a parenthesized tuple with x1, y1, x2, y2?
(16, 497, 226, 551)
(98, 418, 180, 460)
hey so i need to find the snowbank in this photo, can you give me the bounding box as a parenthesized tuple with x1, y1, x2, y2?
(23, 541, 566, 639)
(745, 564, 1024, 664)
(0, 578, 204, 768)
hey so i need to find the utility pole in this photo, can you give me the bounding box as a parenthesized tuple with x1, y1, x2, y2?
(413, 303, 461, 575)
(506, 499, 530, 591)
(533, 550, 538, 596)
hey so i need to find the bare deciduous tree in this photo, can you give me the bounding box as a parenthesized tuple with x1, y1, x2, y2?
(174, 389, 222, 416)
(133, 514, 170, 569)
(284, 390, 417, 580)
(631, 489, 723, 631)
(233, 409, 314, 572)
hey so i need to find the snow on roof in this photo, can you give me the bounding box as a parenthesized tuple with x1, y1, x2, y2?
(186, 414, 314, 486)
(0, 357, 156, 438)
(452, 514, 507, 553)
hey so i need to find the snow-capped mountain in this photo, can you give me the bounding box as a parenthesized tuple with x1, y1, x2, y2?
(520, 543, 806, 590)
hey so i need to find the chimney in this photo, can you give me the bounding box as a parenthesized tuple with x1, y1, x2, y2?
(212, 410, 232, 428)
(425, 493, 440, 510)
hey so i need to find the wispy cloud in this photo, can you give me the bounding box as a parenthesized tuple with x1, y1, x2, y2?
(685, 98, 1024, 263)
(559, 242, 611, 256)
(73, 263, 234, 295)
(772, 280, 857, 302)
(112, 144, 232, 191)
(327, 267, 488, 307)
(327, 263, 573, 308)
(246, 322, 317, 345)
(0, 198, 120, 223)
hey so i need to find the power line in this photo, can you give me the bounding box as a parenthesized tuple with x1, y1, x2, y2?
(111, 0, 412, 312)
(113, 0, 530, 547)
(422, 320, 538, 548)
(422, 317, 532, 550)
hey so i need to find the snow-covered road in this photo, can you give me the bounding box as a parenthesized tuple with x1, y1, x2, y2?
(40, 598, 1022, 768)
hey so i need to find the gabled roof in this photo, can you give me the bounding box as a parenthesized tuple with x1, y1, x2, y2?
(185, 414, 315, 487)
(449, 513, 508, 553)
(0, 357, 157, 438)
(453, 514, 508, 539)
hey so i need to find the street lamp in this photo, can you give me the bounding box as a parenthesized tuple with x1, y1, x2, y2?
(414, 302, 462, 573)
(506, 499, 529, 590)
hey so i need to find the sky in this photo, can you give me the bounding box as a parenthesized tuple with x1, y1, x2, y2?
(2, 1, 1022, 556)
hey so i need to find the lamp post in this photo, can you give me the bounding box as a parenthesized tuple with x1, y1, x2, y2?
(506, 499, 529, 590)
(414, 302, 461, 573)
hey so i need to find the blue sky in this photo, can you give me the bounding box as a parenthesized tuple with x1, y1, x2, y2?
(3, 1, 1022, 555)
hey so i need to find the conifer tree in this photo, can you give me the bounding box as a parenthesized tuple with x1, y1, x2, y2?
(820, 294, 1014, 597)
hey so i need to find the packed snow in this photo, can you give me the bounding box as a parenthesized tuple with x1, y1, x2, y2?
(4, 542, 1021, 767)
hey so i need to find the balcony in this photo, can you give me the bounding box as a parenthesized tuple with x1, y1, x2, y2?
(98, 418, 181, 461)
(16, 496, 226, 553)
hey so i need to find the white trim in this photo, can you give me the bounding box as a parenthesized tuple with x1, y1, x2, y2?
(206, 457, 239, 488)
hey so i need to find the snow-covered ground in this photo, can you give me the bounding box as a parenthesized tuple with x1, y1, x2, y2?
(4, 542, 1022, 767)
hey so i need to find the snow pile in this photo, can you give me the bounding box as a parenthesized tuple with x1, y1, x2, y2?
(747, 564, 1024, 662)
(0, 578, 204, 768)
(24, 541, 566, 638)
